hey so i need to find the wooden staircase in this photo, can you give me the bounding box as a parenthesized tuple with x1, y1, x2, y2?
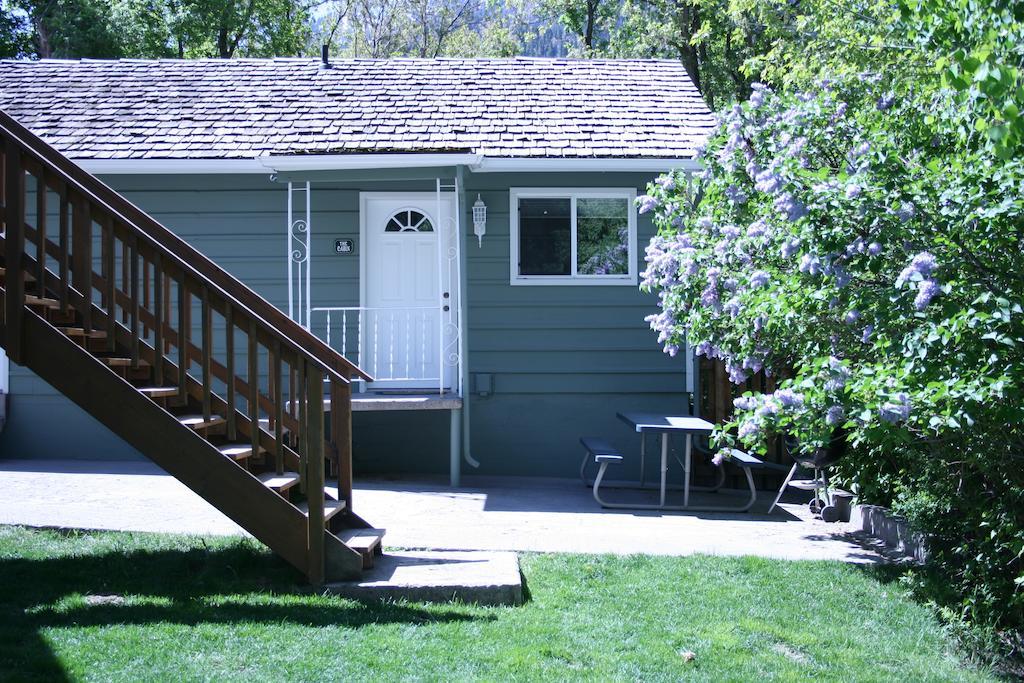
(0, 110, 384, 584)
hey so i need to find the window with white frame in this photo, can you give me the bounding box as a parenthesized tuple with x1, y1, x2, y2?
(510, 188, 638, 285)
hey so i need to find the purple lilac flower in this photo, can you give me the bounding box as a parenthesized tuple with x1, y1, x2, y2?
(915, 279, 940, 310)
(832, 102, 848, 121)
(832, 265, 851, 288)
(844, 310, 861, 325)
(725, 185, 748, 204)
(757, 400, 780, 417)
(846, 238, 865, 256)
(775, 193, 808, 222)
(825, 405, 845, 425)
(727, 364, 749, 384)
(637, 195, 658, 214)
(742, 356, 763, 373)
(750, 270, 770, 288)
(868, 242, 882, 256)
(738, 421, 761, 440)
(753, 316, 766, 332)
(656, 175, 675, 191)
(747, 219, 767, 238)
(700, 285, 720, 309)
(911, 252, 937, 276)
(724, 298, 742, 318)
(897, 251, 937, 287)
(799, 254, 821, 276)
(721, 225, 741, 241)
(773, 388, 804, 409)
(876, 93, 896, 111)
(781, 238, 801, 259)
(896, 202, 916, 222)
(755, 168, 783, 194)
(696, 216, 714, 230)
(861, 324, 874, 343)
(734, 396, 758, 411)
(880, 392, 912, 423)
(845, 184, 862, 199)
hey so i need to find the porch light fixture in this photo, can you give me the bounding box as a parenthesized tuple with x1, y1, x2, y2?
(472, 194, 487, 247)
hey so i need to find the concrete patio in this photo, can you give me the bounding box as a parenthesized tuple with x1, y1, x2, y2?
(0, 459, 883, 564)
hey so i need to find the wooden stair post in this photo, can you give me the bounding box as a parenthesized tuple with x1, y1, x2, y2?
(305, 361, 325, 586)
(3, 139, 24, 362)
(331, 373, 353, 511)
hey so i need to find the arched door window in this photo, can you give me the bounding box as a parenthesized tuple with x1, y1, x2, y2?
(385, 209, 434, 233)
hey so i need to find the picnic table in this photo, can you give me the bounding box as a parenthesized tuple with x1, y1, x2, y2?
(581, 412, 768, 512)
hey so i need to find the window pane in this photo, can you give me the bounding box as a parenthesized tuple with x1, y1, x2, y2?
(519, 198, 571, 276)
(577, 198, 629, 275)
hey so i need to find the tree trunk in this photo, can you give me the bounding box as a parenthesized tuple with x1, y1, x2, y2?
(584, 0, 597, 49)
(218, 26, 230, 57)
(35, 21, 51, 58)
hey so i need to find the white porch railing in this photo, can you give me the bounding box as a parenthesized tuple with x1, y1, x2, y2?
(311, 306, 446, 388)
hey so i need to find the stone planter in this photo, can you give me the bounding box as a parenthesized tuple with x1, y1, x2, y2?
(850, 504, 929, 563)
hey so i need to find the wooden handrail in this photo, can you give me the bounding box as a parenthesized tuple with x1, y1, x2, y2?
(0, 109, 370, 383)
(0, 109, 361, 582)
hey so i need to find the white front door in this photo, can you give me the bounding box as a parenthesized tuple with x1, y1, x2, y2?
(361, 192, 458, 390)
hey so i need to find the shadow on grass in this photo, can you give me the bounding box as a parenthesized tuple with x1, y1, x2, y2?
(0, 532, 489, 681)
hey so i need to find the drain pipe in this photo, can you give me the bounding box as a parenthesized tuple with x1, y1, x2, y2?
(0, 349, 8, 433)
(456, 166, 480, 470)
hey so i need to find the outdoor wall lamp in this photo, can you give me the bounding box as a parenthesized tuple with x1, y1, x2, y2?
(472, 194, 487, 247)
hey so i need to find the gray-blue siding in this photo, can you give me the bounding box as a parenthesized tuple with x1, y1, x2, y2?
(0, 171, 689, 479)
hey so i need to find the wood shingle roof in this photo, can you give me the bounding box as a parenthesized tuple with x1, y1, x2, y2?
(0, 57, 715, 160)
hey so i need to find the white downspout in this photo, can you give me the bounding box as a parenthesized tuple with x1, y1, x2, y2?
(0, 349, 8, 433)
(456, 167, 480, 470)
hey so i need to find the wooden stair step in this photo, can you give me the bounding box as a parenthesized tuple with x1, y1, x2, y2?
(61, 327, 107, 339)
(0, 267, 36, 282)
(100, 357, 150, 368)
(136, 386, 179, 398)
(177, 414, 226, 430)
(25, 294, 60, 309)
(338, 528, 385, 553)
(337, 528, 386, 569)
(217, 444, 260, 460)
(257, 471, 301, 492)
(298, 498, 347, 524)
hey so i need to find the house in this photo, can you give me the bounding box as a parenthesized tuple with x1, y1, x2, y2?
(0, 56, 714, 486)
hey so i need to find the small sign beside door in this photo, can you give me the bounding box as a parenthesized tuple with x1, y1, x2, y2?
(335, 238, 355, 254)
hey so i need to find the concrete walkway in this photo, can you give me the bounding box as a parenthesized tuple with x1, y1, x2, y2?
(0, 459, 882, 563)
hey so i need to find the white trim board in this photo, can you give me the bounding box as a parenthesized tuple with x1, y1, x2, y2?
(76, 155, 700, 175)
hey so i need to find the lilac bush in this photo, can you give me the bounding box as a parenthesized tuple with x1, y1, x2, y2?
(639, 75, 1024, 630)
(640, 77, 1024, 456)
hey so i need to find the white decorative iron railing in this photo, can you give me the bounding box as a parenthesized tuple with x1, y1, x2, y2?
(311, 306, 446, 388)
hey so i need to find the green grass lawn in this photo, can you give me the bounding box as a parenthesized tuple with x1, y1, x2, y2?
(0, 525, 996, 682)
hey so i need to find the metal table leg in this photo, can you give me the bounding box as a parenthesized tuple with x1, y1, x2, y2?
(659, 433, 668, 507)
(639, 432, 646, 488)
(683, 433, 692, 508)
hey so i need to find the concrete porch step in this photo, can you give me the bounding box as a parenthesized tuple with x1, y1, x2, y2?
(325, 550, 522, 606)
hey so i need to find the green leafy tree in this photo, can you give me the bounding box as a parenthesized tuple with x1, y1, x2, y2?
(0, 5, 32, 57)
(13, 0, 129, 57)
(638, 0, 1024, 640)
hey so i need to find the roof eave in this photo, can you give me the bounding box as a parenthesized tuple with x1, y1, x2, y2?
(74, 153, 701, 175)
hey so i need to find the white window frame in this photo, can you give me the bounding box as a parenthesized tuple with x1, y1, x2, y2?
(509, 187, 638, 286)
